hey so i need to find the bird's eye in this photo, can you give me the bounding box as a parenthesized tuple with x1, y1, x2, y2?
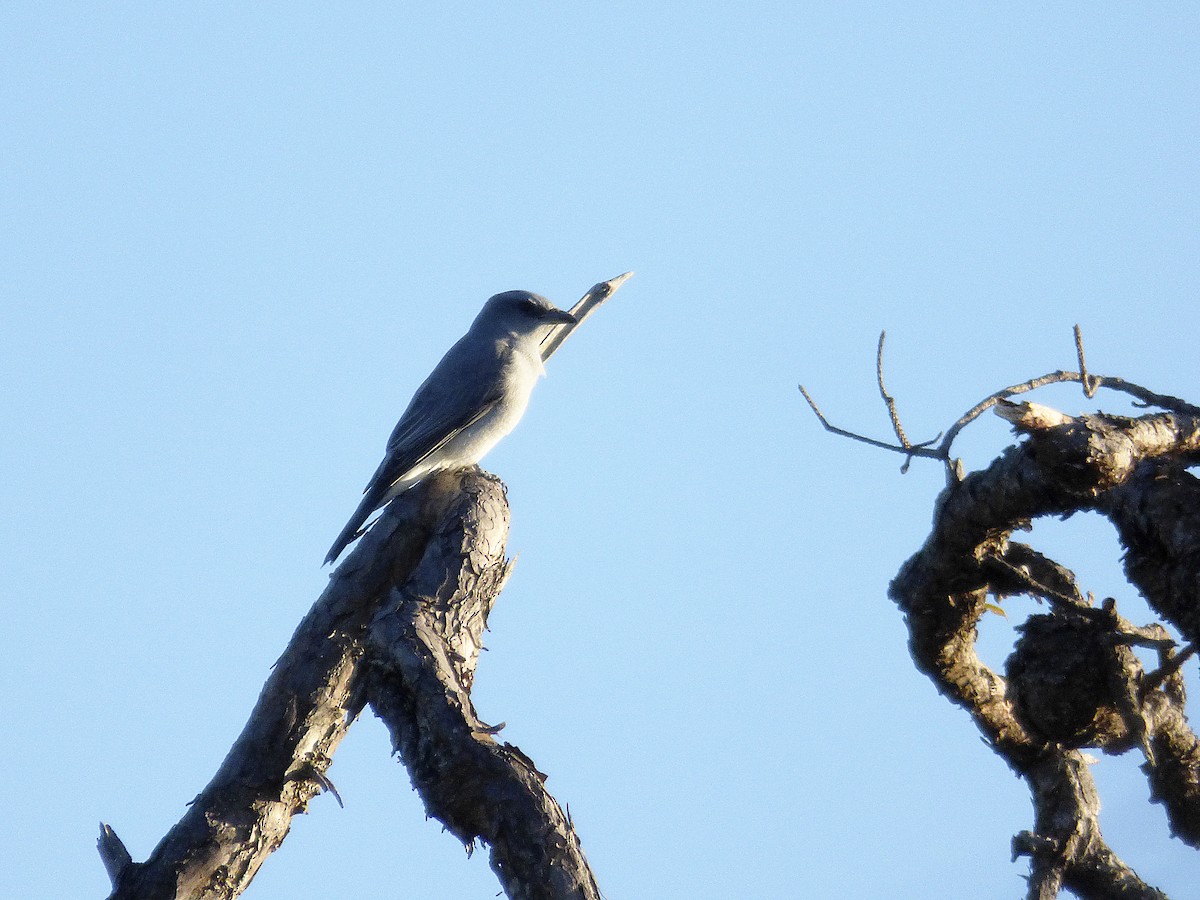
(521, 299, 541, 315)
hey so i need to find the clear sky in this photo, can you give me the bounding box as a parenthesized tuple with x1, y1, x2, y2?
(4, 4, 1198, 898)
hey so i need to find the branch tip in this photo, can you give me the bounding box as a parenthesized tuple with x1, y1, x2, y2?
(1073, 325, 1098, 399)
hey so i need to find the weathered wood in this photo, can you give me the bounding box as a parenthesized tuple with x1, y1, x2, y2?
(888, 404, 1200, 898)
(362, 471, 601, 900)
(101, 467, 601, 899)
(102, 474, 457, 899)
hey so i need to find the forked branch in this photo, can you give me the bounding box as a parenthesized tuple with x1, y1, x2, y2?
(806, 326, 1200, 898)
(799, 326, 1200, 479)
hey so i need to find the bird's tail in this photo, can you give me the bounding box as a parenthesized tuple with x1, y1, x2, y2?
(324, 491, 384, 565)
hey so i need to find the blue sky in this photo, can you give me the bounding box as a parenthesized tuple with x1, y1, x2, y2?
(4, 4, 1198, 898)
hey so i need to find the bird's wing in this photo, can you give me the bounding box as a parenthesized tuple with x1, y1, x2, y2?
(325, 337, 512, 566)
(322, 386, 497, 567)
(361, 340, 508, 499)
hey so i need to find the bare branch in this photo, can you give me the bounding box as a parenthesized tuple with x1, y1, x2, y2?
(806, 324, 1200, 894)
(1075, 325, 1098, 399)
(1015, 754, 1169, 900)
(802, 328, 1200, 482)
(1103, 462, 1200, 648)
(103, 475, 461, 899)
(876, 331, 911, 449)
(97, 824, 132, 890)
(363, 471, 601, 899)
(102, 469, 601, 899)
(797, 384, 942, 460)
(885, 373, 1200, 893)
(1140, 643, 1199, 700)
(937, 369, 1085, 456)
(983, 551, 1105, 621)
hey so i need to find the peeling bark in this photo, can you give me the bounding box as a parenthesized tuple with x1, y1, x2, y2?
(362, 471, 602, 900)
(103, 474, 449, 900)
(101, 468, 599, 899)
(887, 401, 1200, 898)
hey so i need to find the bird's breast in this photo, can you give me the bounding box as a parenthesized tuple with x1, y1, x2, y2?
(438, 344, 542, 466)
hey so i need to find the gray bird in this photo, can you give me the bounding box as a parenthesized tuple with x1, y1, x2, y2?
(324, 290, 577, 565)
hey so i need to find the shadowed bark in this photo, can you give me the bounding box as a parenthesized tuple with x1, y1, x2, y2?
(362, 473, 600, 898)
(889, 404, 1200, 897)
(101, 473, 452, 899)
(100, 469, 600, 899)
(805, 335, 1200, 899)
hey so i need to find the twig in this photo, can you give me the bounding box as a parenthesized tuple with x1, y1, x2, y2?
(798, 384, 942, 462)
(938, 370, 1084, 456)
(802, 326, 1200, 478)
(1074, 325, 1097, 399)
(984, 553, 1108, 622)
(877, 332, 911, 450)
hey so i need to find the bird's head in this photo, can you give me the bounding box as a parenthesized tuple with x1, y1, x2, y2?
(473, 290, 577, 338)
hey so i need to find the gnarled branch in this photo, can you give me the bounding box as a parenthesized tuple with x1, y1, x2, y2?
(102, 470, 463, 899)
(807, 329, 1200, 898)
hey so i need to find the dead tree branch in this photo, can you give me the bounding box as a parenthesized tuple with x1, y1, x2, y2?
(101, 468, 601, 900)
(800, 326, 1200, 480)
(101, 471, 467, 899)
(362, 472, 602, 899)
(806, 328, 1200, 898)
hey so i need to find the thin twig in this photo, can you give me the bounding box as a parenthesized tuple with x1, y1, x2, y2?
(877, 332, 911, 450)
(798, 384, 943, 460)
(1086, 374, 1200, 416)
(1075, 325, 1097, 399)
(938, 370, 1083, 455)
(801, 327, 1200, 479)
(984, 554, 1108, 621)
(988, 554, 1182, 664)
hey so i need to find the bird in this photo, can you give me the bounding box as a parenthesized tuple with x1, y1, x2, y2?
(324, 290, 577, 565)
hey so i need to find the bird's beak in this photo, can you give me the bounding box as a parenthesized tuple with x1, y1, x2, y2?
(600, 271, 634, 295)
(545, 309, 577, 325)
